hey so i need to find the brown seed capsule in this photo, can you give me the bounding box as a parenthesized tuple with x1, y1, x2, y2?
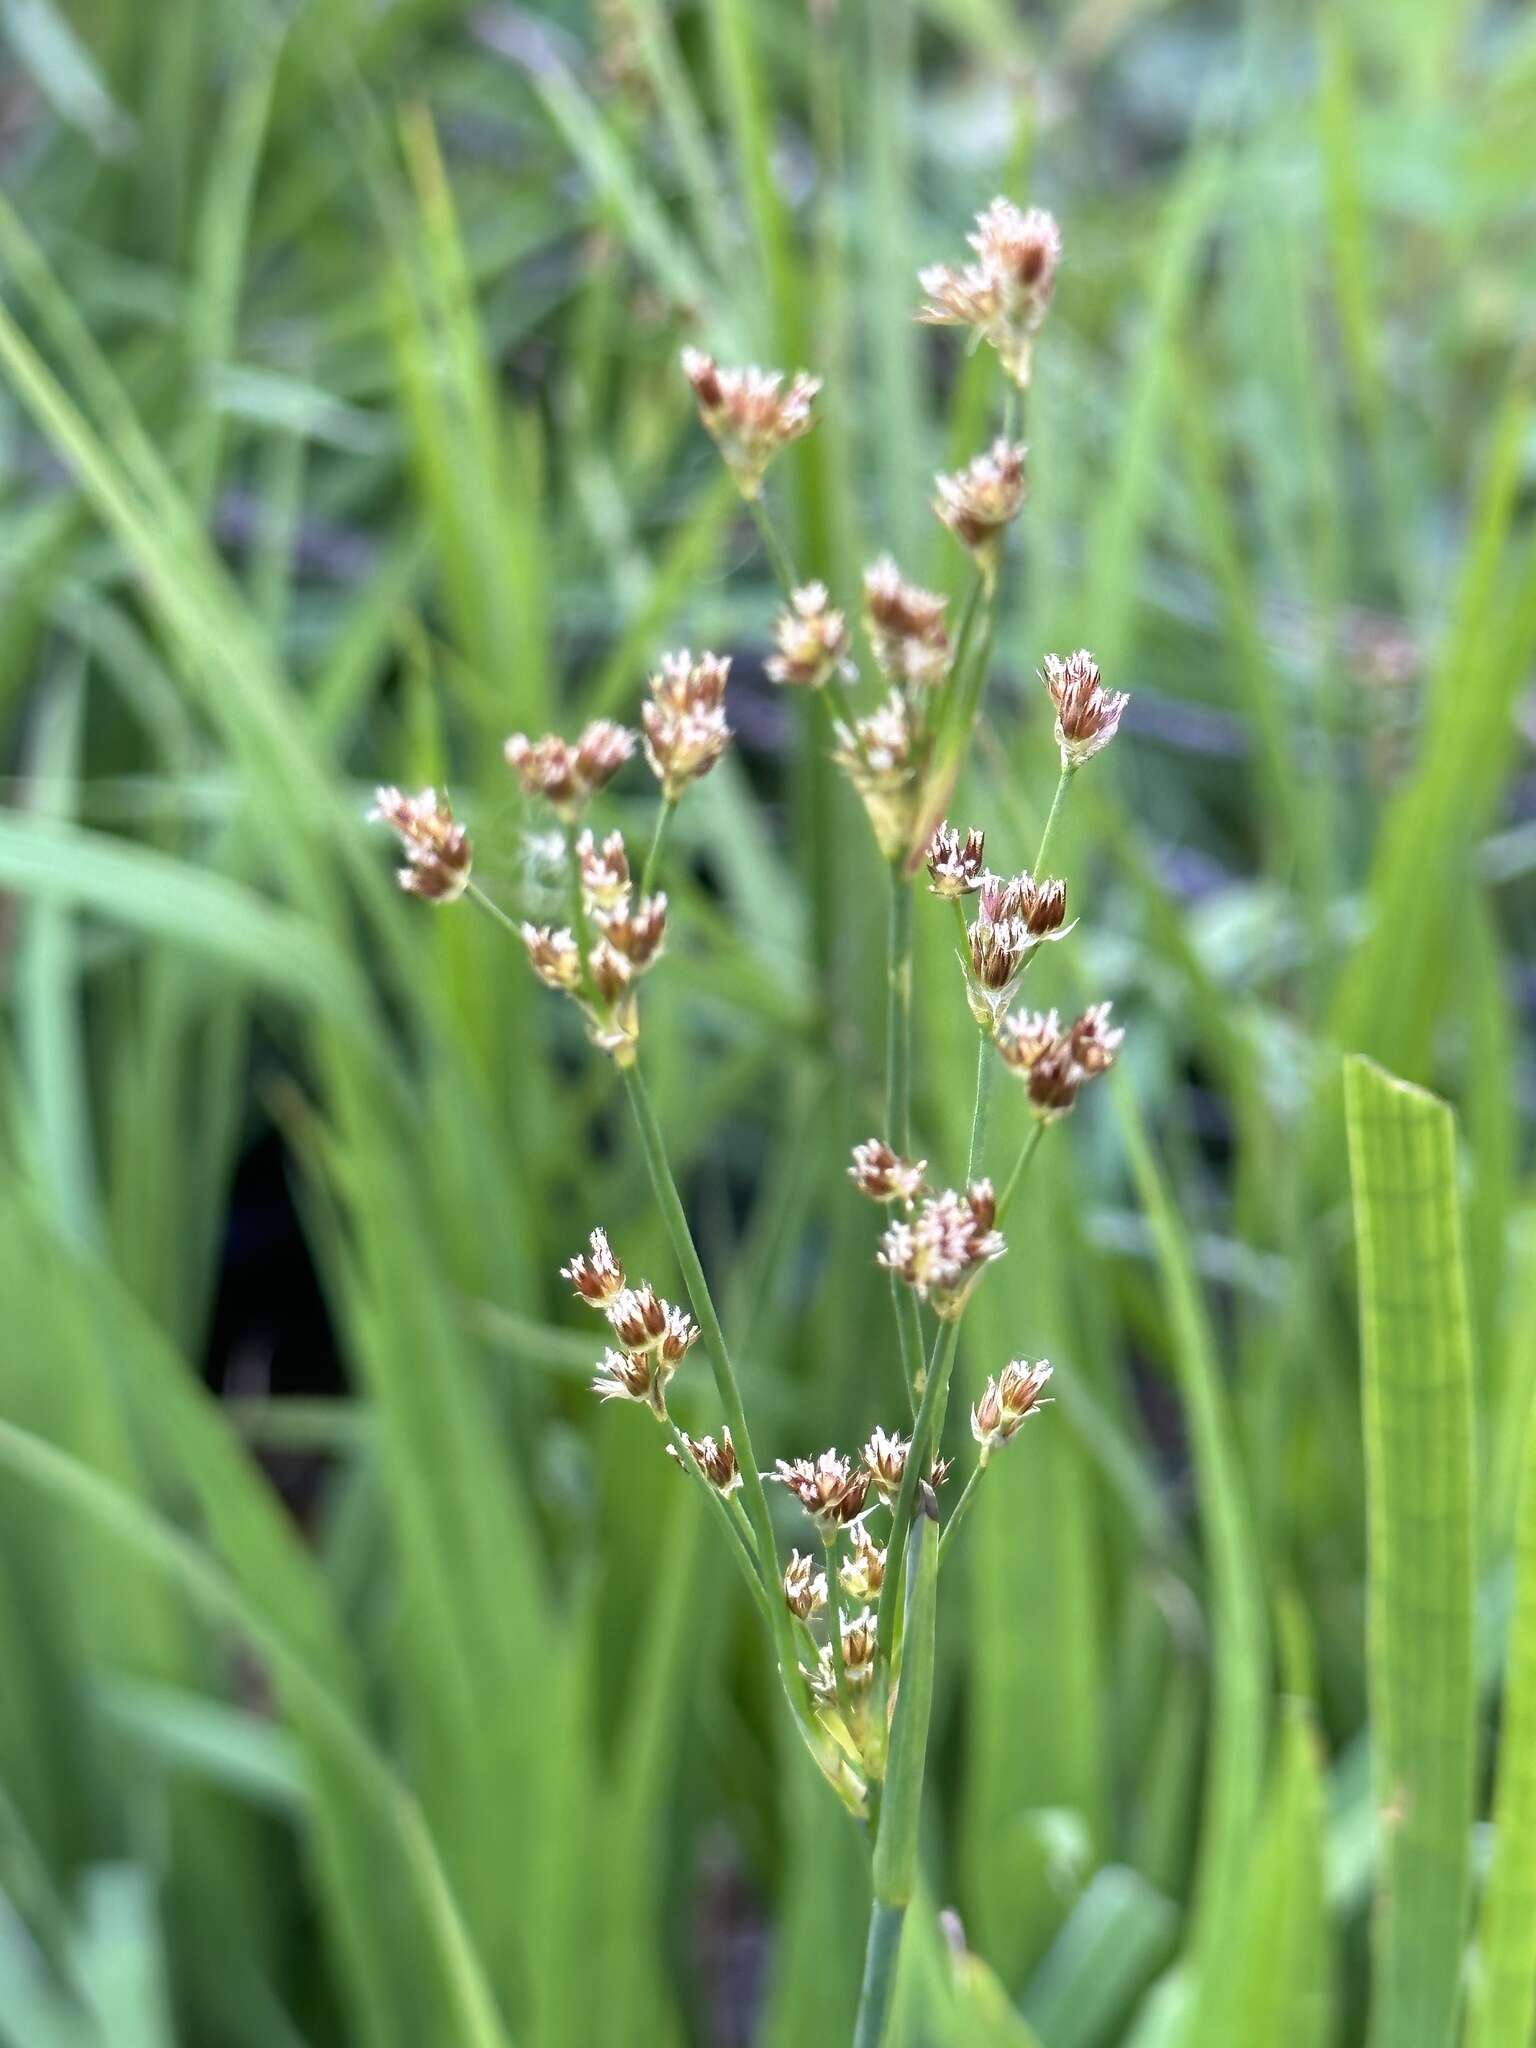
(681, 348, 820, 498)
(670, 1427, 742, 1496)
(848, 1139, 927, 1206)
(1040, 649, 1129, 769)
(784, 1548, 829, 1620)
(771, 1450, 872, 1534)
(972, 1358, 1053, 1461)
(561, 1226, 625, 1307)
(767, 583, 853, 690)
(918, 199, 1062, 388)
(519, 922, 583, 991)
(878, 1185, 1005, 1320)
(934, 440, 1028, 569)
(370, 786, 473, 904)
(643, 650, 733, 800)
(862, 556, 952, 689)
(926, 822, 987, 899)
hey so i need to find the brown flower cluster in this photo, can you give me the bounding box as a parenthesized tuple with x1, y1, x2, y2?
(832, 692, 918, 862)
(771, 1450, 871, 1536)
(918, 197, 1063, 388)
(669, 1427, 742, 1497)
(1040, 649, 1128, 770)
(681, 348, 820, 498)
(518, 824, 667, 1064)
(962, 867, 1070, 1027)
(863, 557, 952, 690)
(563, 1230, 699, 1418)
(505, 721, 635, 820)
(767, 583, 853, 690)
(972, 1359, 1053, 1462)
(995, 1003, 1123, 1121)
(643, 650, 732, 801)
(878, 1180, 1005, 1320)
(370, 787, 473, 904)
(926, 821, 986, 899)
(848, 1139, 927, 1207)
(934, 438, 1028, 575)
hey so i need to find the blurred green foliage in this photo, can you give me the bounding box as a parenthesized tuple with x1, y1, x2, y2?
(0, 0, 1533, 2042)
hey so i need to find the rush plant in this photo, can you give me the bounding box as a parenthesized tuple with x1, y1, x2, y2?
(374, 197, 1128, 2045)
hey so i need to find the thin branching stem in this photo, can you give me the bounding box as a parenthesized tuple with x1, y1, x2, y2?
(666, 1424, 777, 1628)
(1033, 763, 1076, 874)
(997, 1122, 1047, 1224)
(823, 1530, 855, 1725)
(937, 1461, 984, 1569)
(966, 1031, 994, 1181)
(619, 1063, 811, 1719)
(746, 491, 798, 599)
(641, 797, 677, 896)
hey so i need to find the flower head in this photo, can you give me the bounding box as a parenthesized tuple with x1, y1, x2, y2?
(862, 556, 952, 689)
(597, 892, 668, 972)
(878, 1182, 1005, 1320)
(848, 1138, 927, 1207)
(918, 199, 1062, 387)
(669, 1427, 742, 1496)
(862, 1427, 909, 1498)
(972, 1358, 1053, 1462)
(681, 348, 820, 498)
(833, 691, 918, 861)
(995, 1003, 1123, 1121)
(577, 829, 630, 913)
(784, 1548, 828, 1620)
(839, 1526, 887, 1601)
(606, 1282, 670, 1352)
(767, 583, 854, 689)
(926, 822, 987, 899)
(592, 1347, 669, 1417)
(519, 922, 582, 991)
(771, 1449, 872, 1535)
(1040, 650, 1128, 769)
(505, 722, 636, 818)
(561, 1227, 625, 1307)
(643, 650, 732, 800)
(962, 870, 1069, 1024)
(370, 787, 472, 904)
(934, 439, 1028, 575)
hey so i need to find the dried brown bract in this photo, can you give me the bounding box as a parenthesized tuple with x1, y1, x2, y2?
(863, 556, 952, 689)
(878, 1181, 1005, 1320)
(848, 1139, 927, 1206)
(772, 1450, 872, 1534)
(972, 1358, 1053, 1461)
(1040, 649, 1128, 769)
(681, 348, 820, 498)
(918, 198, 1062, 388)
(767, 583, 853, 689)
(370, 787, 472, 904)
(926, 822, 986, 898)
(643, 650, 732, 800)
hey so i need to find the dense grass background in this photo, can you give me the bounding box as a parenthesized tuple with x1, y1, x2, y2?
(0, 0, 1534, 2042)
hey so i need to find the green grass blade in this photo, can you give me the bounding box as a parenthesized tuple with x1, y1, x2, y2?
(1344, 1056, 1476, 2048)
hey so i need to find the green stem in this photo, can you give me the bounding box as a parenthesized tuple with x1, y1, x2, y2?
(746, 491, 799, 599)
(885, 868, 913, 1155)
(466, 881, 521, 940)
(852, 1899, 906, 2048)
(937, 1461, 985, 1570)
(666, 1424, 776, 1629)
(967, 1029, 995, 1182)
(824, 1532, 855, 1726)
(1033, 764, 1076, 875)
(873, 1317, 961, 1672)
(619, 1064, 809, 1715)
(997, 1122, 1046, 1225)
(640, 798, 677, 896)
